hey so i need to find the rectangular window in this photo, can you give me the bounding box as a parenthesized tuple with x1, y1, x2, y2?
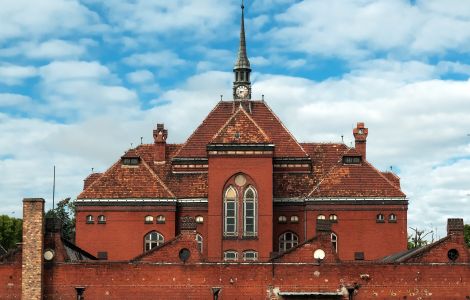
(343, 156, 361, 164)
(243, 251, 258, 261)
(224, 201, 237, 236)
(224, 251, 238, 261)
(354, 252, 365, 260)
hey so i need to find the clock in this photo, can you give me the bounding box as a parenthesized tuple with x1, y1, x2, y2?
(236, 85, 249, 99)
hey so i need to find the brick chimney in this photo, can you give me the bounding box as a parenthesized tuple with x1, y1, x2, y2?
(153, 123, 167, 162)
(447, 218, 464, 236)
(22, 198, 45, 300)
(353, 122, 368, 160)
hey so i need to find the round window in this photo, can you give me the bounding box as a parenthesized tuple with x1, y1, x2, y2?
(447, 249, 459, 261)
(234, 174, 247, 186)
(179, 248, 191, 262)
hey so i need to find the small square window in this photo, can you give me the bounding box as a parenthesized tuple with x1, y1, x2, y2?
(354, 252, 364, 260)
(97, 252, 108, 260)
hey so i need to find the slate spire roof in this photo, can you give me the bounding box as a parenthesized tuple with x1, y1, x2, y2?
(234, 1, 250, 70)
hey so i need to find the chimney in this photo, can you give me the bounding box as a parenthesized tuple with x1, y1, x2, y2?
(22, 198, 45, 300)
(447, 218, 464, 236)
(353, 122, 368, 160)
(153, 123, 167, 162)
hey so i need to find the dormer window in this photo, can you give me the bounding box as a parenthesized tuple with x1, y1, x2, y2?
(343, 156, 361, 164)
(122, 157, 140, 165)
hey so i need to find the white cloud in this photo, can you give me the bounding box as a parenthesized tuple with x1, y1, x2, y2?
(39, 61, 110, 83)
(0, 0, 100, 42)
(26, 39, 88, 59)
(0, 94, 32, 107)
(124, 51, 186, 68)
(0, 64, 37, 85)
(267, 0, 470, 58)
(126, 70, 155, 84)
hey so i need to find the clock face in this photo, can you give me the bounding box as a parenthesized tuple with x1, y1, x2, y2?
(236, 85, 249, 98)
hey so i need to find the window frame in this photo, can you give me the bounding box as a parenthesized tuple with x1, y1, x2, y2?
(278, 231, 299, 252)
(243, 250, 258, 261)
(331, 233, 338, 253)
(86, 215, 94, 224)
(317, 214, 326, 220)
(329, 214, 338, 223)
(223, 250, 238, 261)
(290, 215, 299, 223)
(144, 231, 164, 252)
(376, 213, 385, 223)
(156, 215, 166, 224)
(196, 234, 203, 253)
(388, 213, 397, 223)
(278, 215, 287, 223)
(144, 215, 154, 224)
(243, 186, 257, 237)
(97, 215, 106, 224)
(223, 186, 238, 236)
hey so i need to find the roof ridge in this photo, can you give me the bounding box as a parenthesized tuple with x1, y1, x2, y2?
(210, 106, 270, 143)
(173, 101, 224, 158)
(395, 235, 451, 263)
(140, 159, 176, 198)
(261, 101, 309, 157)
(77, 159, 122, 199)
(306, 146, 350, 198)
(362, 160, 406, 197)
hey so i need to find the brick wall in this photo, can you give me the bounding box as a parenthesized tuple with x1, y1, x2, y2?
(21, 198, 44, 300)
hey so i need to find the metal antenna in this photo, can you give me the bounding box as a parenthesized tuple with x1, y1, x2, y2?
(341, 135, 344, 143)
(91, 167, 94, 173)
(262, 94, 264, 101)
(130, 143, 133, 148)
(390, 166, 393, 171)
(52, 165, 56, 210)
(220, 95, 223, 101)
(140, 137, 143, 145)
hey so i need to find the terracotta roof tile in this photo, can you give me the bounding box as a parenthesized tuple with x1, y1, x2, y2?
(211, 107, 271, 144)
(175, 101, 307, 158)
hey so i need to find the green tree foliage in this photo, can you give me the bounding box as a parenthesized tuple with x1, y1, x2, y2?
(0, 215, 22, 250)
(465, 224, 470, 248)
(45, 197, 75, 241)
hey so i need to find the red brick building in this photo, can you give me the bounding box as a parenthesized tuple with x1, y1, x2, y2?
(1, 5, 468, 300)
(75, 4, 407, 263)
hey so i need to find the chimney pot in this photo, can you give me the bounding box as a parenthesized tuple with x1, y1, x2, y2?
(353, 122, 368, 160)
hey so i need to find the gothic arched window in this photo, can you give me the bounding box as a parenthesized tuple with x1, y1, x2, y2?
(196, 234, 203, 253)
(144, 231, 164, 252)
(331, 233, 338, 253)
(224, 186, 238, 236)
(243, 186, 257, 236)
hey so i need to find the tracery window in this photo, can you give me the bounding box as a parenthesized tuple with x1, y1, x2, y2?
(223, 174, 258, 238)
(144, 231, 164, 252)
(279, 231, 299, 252)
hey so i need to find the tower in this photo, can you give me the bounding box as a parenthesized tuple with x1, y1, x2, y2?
(233, 1, 251, 100)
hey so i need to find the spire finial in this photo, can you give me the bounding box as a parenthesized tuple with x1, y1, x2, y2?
(233, 0, 252, 100)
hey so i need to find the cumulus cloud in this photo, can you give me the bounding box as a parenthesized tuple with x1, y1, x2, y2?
(124, 51, 186, 69)
(0, 64, 37, 85)
(267, 0, 470, 59)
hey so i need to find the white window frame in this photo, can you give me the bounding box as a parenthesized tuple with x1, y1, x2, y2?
(144, 215, 154, 223)
(97, 215, 106, 224)
(224, 186, 238, 236)
(290, 215, 299, 223)
(195, 215, 204, 224)
(156, 215, 166, 224)
(243, 186, 257, 236)
(279, 232, 299, 252)
(331, 233, 338, 253)
(86, 215, 94, 223)
(317, 214, 326, 220)
(243, 250, 258, 261)
(223, 250, 238, 261)
(278, 215, 287, 223)
(144, 231, 164, 252)
(196, 234, 203, 253)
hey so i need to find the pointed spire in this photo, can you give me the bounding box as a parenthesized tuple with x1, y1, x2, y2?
(235, 1, 250, 69)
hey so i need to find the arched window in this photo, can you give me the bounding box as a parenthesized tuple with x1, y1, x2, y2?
(86, 215, 94, 224)
(196, 234, 203, 253)
(195, 216, 204, 224)
(223, 250, 238, 261)
(290, 215, 299, 223)
(224, 186, 237, 236)
(144, 215, 154, 224)
(156, 215, 166, 224)
(376, 213, 385, 223)
(388, 213, 397, 223)
(144, 231, 164, 252)
(279, 232, 299, 252)
(317, 214, 326, 220)
(243, 250, 258, 261)
(331, 233, 338, 253)
(97, 215, 106, 224)
(278, 215, 287, 223)
(243, 186, 257, 236)
(329, 214, 338, 222)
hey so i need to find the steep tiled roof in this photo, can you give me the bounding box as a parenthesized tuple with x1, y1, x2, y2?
(78, 155, 175, 199)
(211, 107, 271, 144)
(175, 101, 307, 158)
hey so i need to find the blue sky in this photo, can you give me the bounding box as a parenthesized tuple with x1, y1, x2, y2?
(0, 0, 469, 235)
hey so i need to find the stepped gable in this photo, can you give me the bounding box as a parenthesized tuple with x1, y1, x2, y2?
(174, 101, 308, 158)
(77, 149, 175, 199)
(211, 106, 271, 144)
(307, 147, 406, 198)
